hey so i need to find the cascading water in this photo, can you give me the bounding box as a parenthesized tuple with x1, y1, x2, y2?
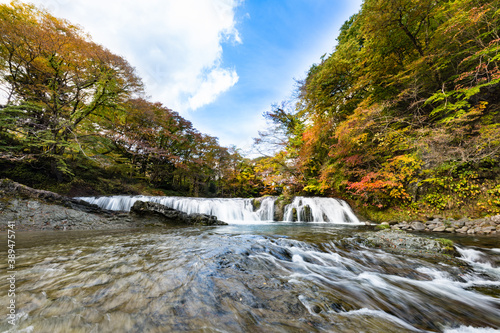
(283, 196, 359, 223)
(76, 195, 360, 224)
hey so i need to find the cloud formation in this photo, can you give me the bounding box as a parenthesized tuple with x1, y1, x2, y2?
(19, 0, 241, 113)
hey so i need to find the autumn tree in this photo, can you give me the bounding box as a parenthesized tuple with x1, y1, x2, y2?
(0, 2, 142, 178)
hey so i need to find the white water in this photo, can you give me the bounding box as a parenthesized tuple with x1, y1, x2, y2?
(284, 196, 359, 223)
(76, 195, 360, 224)
(444, 327, 500, 333)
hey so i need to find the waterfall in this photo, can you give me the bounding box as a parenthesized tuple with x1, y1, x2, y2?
(283, 197, 359, 223)
(76, 195, 360, 224)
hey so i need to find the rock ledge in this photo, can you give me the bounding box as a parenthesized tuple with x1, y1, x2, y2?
(130, 200, 227, 226)
(0, 179, 227, 231)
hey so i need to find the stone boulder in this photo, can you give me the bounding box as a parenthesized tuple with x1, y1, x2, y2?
(130, 200, 227, 226)
(0, 179, 228, 231)
(411, 221, 426, 231)
(359, 229, 457, 258)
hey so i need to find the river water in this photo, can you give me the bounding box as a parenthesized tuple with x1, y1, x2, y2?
(1, 223, 499, 333)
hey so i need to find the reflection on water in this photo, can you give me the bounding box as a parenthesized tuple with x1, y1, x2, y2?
(0, 224, 499, 333)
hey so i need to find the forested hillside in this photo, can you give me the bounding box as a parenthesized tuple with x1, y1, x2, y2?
(254, 0, 500, 219)
(0, 2, 262, 197)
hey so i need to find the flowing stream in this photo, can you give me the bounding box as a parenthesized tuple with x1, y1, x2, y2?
(1, 198, 499, 332)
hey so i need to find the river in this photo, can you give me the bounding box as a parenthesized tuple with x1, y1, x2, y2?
(1, 222, 499, 333)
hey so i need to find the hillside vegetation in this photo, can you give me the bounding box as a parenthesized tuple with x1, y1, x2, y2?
(253, 0, 500, 220)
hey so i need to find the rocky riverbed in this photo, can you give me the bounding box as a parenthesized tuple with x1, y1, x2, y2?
(385, 216, 500, 235)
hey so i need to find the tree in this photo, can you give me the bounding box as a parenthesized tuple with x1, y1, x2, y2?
(0, 2, 142, 177)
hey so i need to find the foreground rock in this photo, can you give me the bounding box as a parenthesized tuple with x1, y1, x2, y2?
(130, 200, 227, 226)
(357, 229, 458, 258)
(0, 179, 226, 231)
(389, 216, 500, 235)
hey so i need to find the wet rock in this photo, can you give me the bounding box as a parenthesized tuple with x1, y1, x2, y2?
(376, 222, 391, 230)
(301, 205, 313, 222)
(483, 226, 497, 234)
(251, 197, 263, 211)
(411, 222, 426, 231)
(398, 221, 410, 230)
(0, 178, 111, 215)
(130, 200, 227, 226)
(433, 226, 446, 232)
(465, 220, 476, 227)
(373, 212, 498, 237)
(272, 196, 291, 221)
(0, 198, 132, 231)
(359, 229, 457, 257)
(426, 224, 439, 231)
(0, 179, 228, 231)
(0, 179, 136, 231)
(291, 208, 298, 222)
(451, 220, 466, 228)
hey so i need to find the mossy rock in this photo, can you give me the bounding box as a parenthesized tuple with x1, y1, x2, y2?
(291, 208, 298, 222)
(273, 195, 293, 221)
(359, 230, 458, 258)
(300, 205, 313, 222)
(375, 223, 391, 230)
(252, 198, 262, 211)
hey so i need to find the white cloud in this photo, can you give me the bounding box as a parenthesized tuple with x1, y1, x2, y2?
(188, 67, 239, 110)
(13, 0, 242, 113)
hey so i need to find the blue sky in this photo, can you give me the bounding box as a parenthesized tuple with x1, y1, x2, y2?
(2, 0, 363, 155)
(197, 0, 363, 154)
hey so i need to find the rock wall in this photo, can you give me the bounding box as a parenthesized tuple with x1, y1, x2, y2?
(0, 198, 134, 231)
